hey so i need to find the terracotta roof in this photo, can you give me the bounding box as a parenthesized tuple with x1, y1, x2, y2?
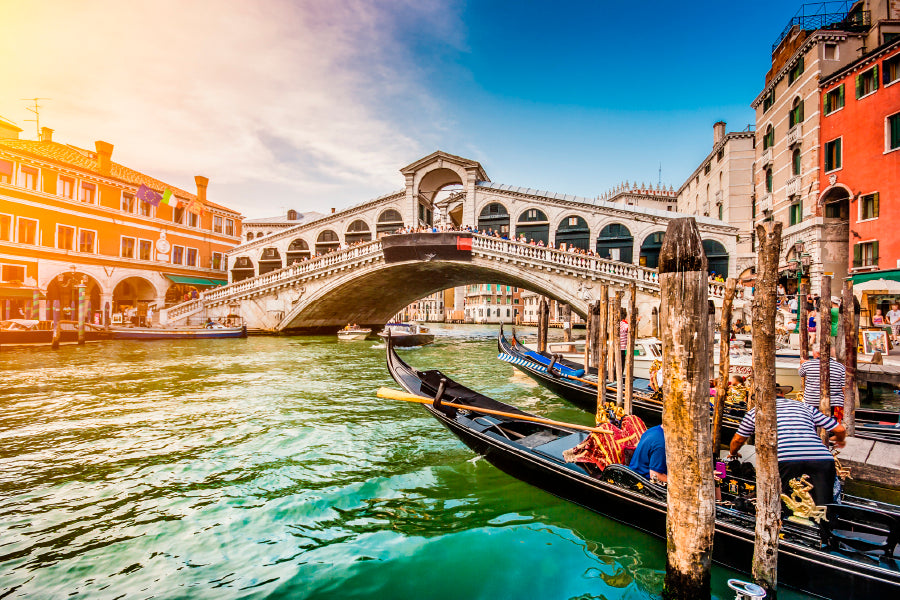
(0, 138, 240, 215)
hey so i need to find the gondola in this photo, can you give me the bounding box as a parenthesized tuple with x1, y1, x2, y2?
(384, 337, 900, 599)
(498, 326, 900, 445)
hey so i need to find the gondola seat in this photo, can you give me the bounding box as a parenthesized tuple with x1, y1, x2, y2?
(819, 504, 900, 558)
(601, 464, 666, 500)
(533, 432, 588, 461)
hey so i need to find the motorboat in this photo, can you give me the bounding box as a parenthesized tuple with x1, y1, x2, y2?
(107, 323, 246, 340)
(337, 325, 372, 341)
(378, 322, 434, 347)
(0, 319, 107, 348)
(522, 337, 662, 379)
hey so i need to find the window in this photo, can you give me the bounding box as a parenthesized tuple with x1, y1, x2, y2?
(120, 236, 136, 259)
(0, 214, 11, 241)
(792, 149, 801, 176)
(824, 85, 845, 115)
(765, 168, 773, 193)
(568, 216, 578, 226)
(212, 252, 224, 270)
(186, 247, 198, 266)
(854, 241, 878, 268)
(172, 245, 184, 265)
(824, 43, 838, 61)
(121, 192, 135, 213)
(139, 199, 153, 217)
(138, 239, 152, 261)
(718, 204, 723, 220)
(19, 166, 38, 190)
(59, 176, 75, 199)
(788, 56, 804, 85)
(0, 159, 12, 184)
(173, 206, 185, 224)
(79, 229, 96, 253)
(1, 264, 25, 283)
(80, 182, 96, 203)
(56, 224, 75, 250)
(763, 125, 774, 149)
(17, 217, 37, 244)
(789, 201, 802, 226)
(856, 65, 879, 98)
(789, 98, 804, 127)
(187, 212, 199, 228)
(888, 113, 900, 152)
(246, 232, 254, 241)
(717, 148, 724, 162)
(225, 218, 234, 236)
(762, 88, 776, 112)
(885, 55, 900, 86)
(213, 215, 223, 233)
(824, 138, 842, 172)
(704, 163, 711, 175)
(860, 193, 879, 220)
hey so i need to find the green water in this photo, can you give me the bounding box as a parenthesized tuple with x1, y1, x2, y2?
(0, 324, 814, 599)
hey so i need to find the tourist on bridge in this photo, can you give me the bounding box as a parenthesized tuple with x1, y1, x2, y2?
(728, 387, 846, 506)
(798, 348, 846, 421)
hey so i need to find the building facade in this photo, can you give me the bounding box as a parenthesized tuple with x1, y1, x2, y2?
(465, 283, 521, 324)
(0, 120, 242, 323)
(677, 122, 756, 280)
(242, 210, 324, 242)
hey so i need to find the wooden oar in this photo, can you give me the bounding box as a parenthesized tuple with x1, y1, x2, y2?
(376, 387, 612, 434)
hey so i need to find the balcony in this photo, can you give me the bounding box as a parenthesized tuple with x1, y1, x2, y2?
(786, 176, 802, 197)
(787, 123, 803, 146)
(761, 147, 773, 166)
(758, 194, 773, 214)
(714, 190, 723, 205)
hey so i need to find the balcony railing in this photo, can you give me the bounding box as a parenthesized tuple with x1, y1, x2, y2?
(787, 123, 803, 146)
(761, 147, 773, 166)
(773, 2, 870, 52)
(786, 176, 802, 197)
(758, 194, 773, 214)
(714, 190, 723, 205)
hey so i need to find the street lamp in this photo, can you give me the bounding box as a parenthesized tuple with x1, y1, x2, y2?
(790, 243, 811, 332)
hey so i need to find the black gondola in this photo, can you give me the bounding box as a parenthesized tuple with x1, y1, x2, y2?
(384, 337, 900, 599)
(498, 326, 900, 445)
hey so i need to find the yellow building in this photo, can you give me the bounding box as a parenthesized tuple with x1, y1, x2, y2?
(0, 119, 242, 324)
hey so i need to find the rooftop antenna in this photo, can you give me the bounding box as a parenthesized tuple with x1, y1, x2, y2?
(21, 98, 50, 139)
(658, 163, 662, 188)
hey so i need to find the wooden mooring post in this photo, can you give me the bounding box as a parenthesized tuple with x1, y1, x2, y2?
(537, 298, 549, 354)
(752, 221, 783, 597)
(712, 278, 737, 458)
(819, 275, 832, 444)
(659, 218, 714, 599)
(842, 280, 859, 436)
(562, 304, 573, 342)
(591, 301, 602, 375)
(613, 290, 624, 408)
(597, 284, 609, 385)
(624, 282, 637, 414)
(583, 301, 593, 372)
(799, 282, 809, 359)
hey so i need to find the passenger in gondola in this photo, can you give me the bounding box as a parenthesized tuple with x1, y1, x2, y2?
(727, 385, 846, 506)
(629, 425, 667, 483)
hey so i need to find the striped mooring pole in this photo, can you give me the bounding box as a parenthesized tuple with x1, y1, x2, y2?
(77, 284, 86, 345)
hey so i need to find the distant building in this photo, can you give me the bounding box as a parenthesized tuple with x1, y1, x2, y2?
(242, 209, 325, 242)
(677, 121, 756, 280)
(465, 283, 521, 324)
(0, 120, 242, 323)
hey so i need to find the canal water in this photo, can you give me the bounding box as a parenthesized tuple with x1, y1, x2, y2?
(0, 324, 815, 599)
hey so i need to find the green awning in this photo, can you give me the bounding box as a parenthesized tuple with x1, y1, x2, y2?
(164, 274, 227, 287)
(0, 287, 42, 299)
(851, 269, 900, 284)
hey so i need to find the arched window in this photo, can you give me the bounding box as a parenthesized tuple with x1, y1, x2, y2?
(345, 219, 372, 244)
(376, 209, 403, 236)
(555, 215, 589, 250)
(516, 209, 549, 245)
(596, 223, 633, 263)
(702, 240, 729, 277)
(792, 149, 801, 176)
(258, 247, 283, 275)
(231, 256, 255, 282)
(789, 97, 804, 128)
(286, 238, 310, 265)
(477, 203, 510, 236)
(315, 229, 341, 255)
(639, 232, 665, 268)
(246, 232, 254, 241)
(763, 125, 774, 150)
(765, 168, 773, 193)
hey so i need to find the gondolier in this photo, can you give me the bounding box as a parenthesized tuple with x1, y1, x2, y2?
(798, 349, 846, 421)
(728, 397, 846, 505)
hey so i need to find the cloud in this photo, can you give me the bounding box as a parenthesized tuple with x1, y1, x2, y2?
(0, 0, 464, 216)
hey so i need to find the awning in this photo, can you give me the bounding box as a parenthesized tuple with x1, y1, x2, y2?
(164, 274, 227, 287)
(851, 268, 900, 285)
(0, 287, 43, 299)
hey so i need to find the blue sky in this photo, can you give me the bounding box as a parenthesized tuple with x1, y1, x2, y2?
(0, 0, 805, 217)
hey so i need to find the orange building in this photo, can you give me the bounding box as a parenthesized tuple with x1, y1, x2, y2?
(0, 119, 242, 324)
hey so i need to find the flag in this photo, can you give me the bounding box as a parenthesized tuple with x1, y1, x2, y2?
(136, 184, 162, 206)
(187, 198, 205, 216)
(162, 189, 180, 208)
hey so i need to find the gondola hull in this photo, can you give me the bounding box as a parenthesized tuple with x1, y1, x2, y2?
(385, 339, 900, 599)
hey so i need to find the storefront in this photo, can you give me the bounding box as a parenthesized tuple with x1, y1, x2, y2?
(852, 270, 900, 328)
(163, 274, 226, 306)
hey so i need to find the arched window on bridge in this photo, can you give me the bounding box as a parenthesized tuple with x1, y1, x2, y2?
(345, 219, 372, 245)
(516, 208, 549, 245)
(639, 232, 665, 269)
(259, 247, 283, 275)
(231, 256, 255, 282)
(596, 224, 633, 263)
(286, 238, 310, 265)
(478, 203, 510, 237)
(246, 232, 254, 241)
(376, 209, 403, 237)
(702, 240, 729, 278)
(555, 215, 590, 250)
(316, 230, 341, 255)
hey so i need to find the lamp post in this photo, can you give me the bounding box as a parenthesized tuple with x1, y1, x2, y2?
(791, 242, 811, 332)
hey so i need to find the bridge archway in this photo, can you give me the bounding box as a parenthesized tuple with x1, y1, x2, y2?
(231, 256, 255, 282)
(555, 215, 590, 250)
(596, 223, 633, 263)
(516, 208, 550, 245)
(286, 238, 311, 265)
(316, 230, 340, 255)
(259, 247, 283, 275)
(47, 270, 103, 320)
(478, 203, 510, 236)
(345, 219, 372, 245)
(377, 209, 403, 237)
(702, 240, 729, 277)
(639, 231, 665, 268)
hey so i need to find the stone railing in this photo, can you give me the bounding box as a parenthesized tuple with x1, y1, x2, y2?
(761, 147, 772, 166)
(787, 123, 802, 146)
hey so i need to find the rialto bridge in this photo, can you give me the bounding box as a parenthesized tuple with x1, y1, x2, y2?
(160, 151, 739, 332)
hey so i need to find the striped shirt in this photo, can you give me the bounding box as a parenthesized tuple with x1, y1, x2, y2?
(620, 321, 628, 350)
(798, 358, 846, 408)
(736, 398, 839, 462)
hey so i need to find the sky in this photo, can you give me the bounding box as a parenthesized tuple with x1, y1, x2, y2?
(0, 0, 804, 218)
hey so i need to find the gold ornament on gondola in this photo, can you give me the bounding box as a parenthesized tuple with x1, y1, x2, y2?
(780, 475, 828, 525)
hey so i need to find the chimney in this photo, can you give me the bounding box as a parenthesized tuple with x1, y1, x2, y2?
(95, 141, 113, 175)
(713, 121, 726, 146)
(195, 175, 209, 204)
(331, 207, 336, 214)
(40, 127, 53, 142)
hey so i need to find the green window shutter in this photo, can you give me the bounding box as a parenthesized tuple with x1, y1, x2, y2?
(854, 243, 861, 265)
(856, 74, 862, 98)
(874, 192, 880, 218)
(836, 138, 842, 169)
(873, 241, 879, 264)
(838, 84, 844, 108)
(874, 65, 879, 90)
(799, 100, 804, 121)
(891, 114, 900, 149)
(824, 93, 831, 114)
